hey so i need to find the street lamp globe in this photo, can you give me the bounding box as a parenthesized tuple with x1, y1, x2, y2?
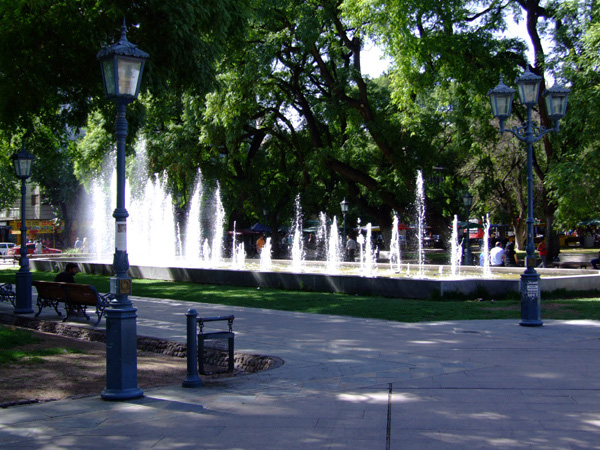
(12, 147, 34, 179)
(462, 191, 473, 208)
(340, 198, 349, 213)
(488, 75, 515, 121)
(97, 21, 149, 102)
(543, 84, 570, 122)
(515, 67, 543, 106)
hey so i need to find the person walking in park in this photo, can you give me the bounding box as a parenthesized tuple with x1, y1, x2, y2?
(345, 234, 357, 262)
(537, 240, 548, 268)
(504, 241, 519, 267)
(256, 233, 266, 255)
(74, 237, 82, 252)
(35, 240, 43, 255)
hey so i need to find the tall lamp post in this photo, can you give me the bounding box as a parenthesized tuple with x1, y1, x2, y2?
(340, 198, 349, 240)
(488, 69, 569, 327)
(11, 147, 35, 314)
(97, 21, 149, 400)
(462, 191, 473, 265)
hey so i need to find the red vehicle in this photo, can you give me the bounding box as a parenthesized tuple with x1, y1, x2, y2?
(8, 243, 62, 256)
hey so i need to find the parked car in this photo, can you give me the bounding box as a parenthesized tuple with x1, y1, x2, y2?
(7, 243, 62, 255)
(0, 242, 15, 255)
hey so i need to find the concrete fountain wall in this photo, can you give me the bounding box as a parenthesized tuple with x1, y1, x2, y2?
(31, 259, 600, 299)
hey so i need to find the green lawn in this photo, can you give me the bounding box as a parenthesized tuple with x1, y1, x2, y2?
(0, 325, 83, 364)
(1, 267, 600, 322)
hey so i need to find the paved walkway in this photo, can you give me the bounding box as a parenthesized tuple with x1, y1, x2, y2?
(2, 295, 600, 449)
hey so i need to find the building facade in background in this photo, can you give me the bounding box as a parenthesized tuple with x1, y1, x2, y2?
(0, 182, 62, 247)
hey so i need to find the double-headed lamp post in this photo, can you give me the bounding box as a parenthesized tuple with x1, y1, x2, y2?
(462, 191, 473, 266)
(97, 21, 149, 400)
(488, 68, 569, 327)
(340, 198, 349, 240)
(11, 147, 35, 314)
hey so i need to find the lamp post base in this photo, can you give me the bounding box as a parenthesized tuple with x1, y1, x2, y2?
(519, 271, 543, 327)
(101, 304, 144, 400)
(14, 269, 33, 314)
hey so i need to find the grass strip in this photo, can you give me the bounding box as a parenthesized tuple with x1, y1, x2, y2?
(0, 325, 85, 364)
(1, 268, 600, 322)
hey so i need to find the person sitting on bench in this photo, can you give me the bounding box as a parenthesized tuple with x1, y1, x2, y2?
(54, 263, 79, 283)
(591, 251, 600, 270)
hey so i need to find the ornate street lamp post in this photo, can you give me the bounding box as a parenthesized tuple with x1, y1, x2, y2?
(11, 147, 35, 314)
(488, 69, 569, 326)
(97, 21, 149, 400)
(463, 191, 473, 266)
(340, 199, 349, 241)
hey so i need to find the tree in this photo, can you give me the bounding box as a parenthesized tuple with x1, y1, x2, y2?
(1, 1, 249, 242)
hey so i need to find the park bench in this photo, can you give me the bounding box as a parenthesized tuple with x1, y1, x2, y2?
(0, 283, 15, 306)
(555, 254, 591, 270)
(197, 315, 235, 374)
(32, 280, 112, 326)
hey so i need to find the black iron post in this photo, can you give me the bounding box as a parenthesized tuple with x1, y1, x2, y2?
(12, 147, 34, 314)
(97, 21, 148, 400)
(340, 198, 349, 241)
(182, 309, 202, 387)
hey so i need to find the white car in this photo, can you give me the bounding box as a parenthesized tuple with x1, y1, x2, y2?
(0, 242, 15, 256)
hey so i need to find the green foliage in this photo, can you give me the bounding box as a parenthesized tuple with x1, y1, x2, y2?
(0, 136, 19, 210)
(0, 0, 249, 133)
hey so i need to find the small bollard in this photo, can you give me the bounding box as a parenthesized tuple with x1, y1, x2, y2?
(182, 309, 203, 388)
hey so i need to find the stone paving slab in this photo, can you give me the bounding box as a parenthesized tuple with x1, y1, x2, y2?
(2, 297, 600, 449)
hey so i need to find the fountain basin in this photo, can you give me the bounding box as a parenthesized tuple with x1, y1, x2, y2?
(30, 258, 600, 299)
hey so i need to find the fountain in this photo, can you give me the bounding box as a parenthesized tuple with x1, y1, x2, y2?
(481, 214, 492, 277)
(450, 215, 463, 277)
(362, 223, 376, 277)
(326, 216, 341, 273)
(290, 194, 304, 273)
(260, 237, 272, 271)
(415, 170, 426, 276)
(35, 141, 599, 301)
(184, 170, 203, 260)
(389, 215, 401, 273)
(211, 184, 226, 266)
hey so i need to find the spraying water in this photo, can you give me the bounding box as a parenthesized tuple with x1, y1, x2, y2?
(356, 229, 365, 271)
(260, 237, 272, 271)
(229, 222, 246, 270)
(202, 239, 211, 264)
(364, 223, 376, 277)
(290, 194, 304, 272)
(450, 215, 463, 277)
(389, 214, 401, 272)
(210, 184, 226, 266)
(90, 171, 115, 257)
(482, 214, 492, 276)
(415, 171, 426, 276)
(326, 216, 341, 273)
(184, 170, 203, 260)
(317, 212, 328, 261)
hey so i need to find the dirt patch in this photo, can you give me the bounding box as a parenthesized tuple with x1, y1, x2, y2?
(0, 314, 283, 408)
(0, 329, 186, 406)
